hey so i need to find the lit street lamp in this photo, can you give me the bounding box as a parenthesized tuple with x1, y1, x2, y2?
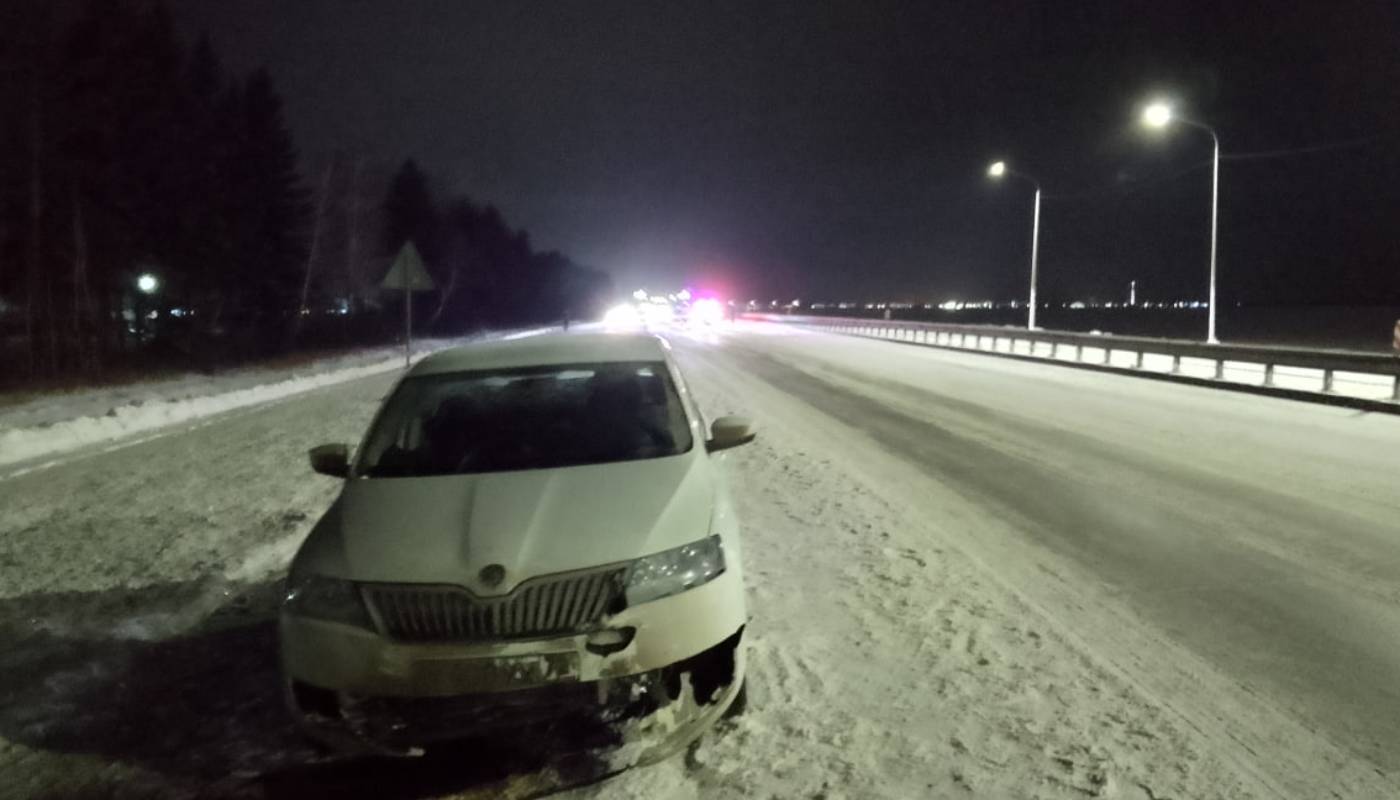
(987, 160, 1042, 330)
(132, 272, 161, 342)
(1142, 101, 1222, 344)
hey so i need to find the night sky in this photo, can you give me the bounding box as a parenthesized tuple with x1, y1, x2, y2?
(174, 0, 1400, 306)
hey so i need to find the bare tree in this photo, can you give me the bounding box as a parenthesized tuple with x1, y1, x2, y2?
(71, 186, 96, 371)
(25, 70, 42, 374)
(426, 264, 459, 328)
(294, 156, 336, 338)
(344, 154, 363, 309)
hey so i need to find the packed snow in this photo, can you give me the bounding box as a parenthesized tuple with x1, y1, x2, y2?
(0, 330, 554, 472)
(1, 321, 1396, 798)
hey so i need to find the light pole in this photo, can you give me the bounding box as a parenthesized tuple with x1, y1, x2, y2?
(1142, 101, 1221, 344)
(988, 160, 1042, 330)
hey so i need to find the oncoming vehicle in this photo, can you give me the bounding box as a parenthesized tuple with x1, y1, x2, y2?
(279, 332, 755, 764)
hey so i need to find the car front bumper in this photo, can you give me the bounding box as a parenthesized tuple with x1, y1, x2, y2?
(279, 569, 746, 754)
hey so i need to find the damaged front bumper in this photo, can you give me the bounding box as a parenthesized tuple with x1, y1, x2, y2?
(289, 631, 743, 761)
(280, 570, 746, 757)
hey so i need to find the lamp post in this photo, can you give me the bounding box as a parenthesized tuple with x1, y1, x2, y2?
(1142, 102, 1221, 344)
(988, 160, 1042, 330)
(134, 273, 159, 342)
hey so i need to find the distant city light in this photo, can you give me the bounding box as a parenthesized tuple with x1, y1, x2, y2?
(136, 273, 159, 294)
(787, 296, 1225, 313)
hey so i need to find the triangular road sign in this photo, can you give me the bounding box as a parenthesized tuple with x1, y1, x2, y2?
(380, 241, 436, 292)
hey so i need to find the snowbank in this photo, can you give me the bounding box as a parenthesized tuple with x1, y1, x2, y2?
(0, 330, 552, 470)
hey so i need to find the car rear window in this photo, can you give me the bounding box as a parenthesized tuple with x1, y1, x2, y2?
(357, 361, 694, 477)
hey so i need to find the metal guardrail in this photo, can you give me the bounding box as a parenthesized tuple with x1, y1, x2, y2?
(745, 313, 1400, 402)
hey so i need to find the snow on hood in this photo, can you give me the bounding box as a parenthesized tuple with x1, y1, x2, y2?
(321, 450, 713, 595)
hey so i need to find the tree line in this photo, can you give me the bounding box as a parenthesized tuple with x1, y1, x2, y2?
(0, 0, 612, 383)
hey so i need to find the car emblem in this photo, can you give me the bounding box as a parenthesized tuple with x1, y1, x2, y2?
(479, 564, 506, 588)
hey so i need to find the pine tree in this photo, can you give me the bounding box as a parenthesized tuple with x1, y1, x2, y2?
(381, 159, 438, 261)
(228, 68, 307, 325)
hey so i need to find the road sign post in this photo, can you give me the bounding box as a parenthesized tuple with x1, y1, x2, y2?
(380, 241, 436, 367)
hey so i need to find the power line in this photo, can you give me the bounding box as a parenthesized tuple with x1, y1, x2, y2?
(1043, 160, 1212, 202)
(1222, 134, 1389, 161)
(1042, 132, 1393, 202)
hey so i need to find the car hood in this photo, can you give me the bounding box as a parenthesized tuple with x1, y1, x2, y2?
(325, 451, 714, 595)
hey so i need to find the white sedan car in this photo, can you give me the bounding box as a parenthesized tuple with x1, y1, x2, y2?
(280, 332, 754, 763)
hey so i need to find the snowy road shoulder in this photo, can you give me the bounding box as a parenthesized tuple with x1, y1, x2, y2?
(564, 334, 1281, 800)
(0, 364, 404, 798)
(3, 324, 1394, 799)
(0, 329, 557, 472)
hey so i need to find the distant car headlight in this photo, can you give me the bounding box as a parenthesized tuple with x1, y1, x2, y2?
(284, 573, 373, 629)
(625, 535, 726, 606)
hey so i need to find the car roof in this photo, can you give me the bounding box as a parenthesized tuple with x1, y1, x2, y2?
(407, 331, 673, 377)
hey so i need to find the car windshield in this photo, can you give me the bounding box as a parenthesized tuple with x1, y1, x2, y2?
(357, 361, 692, 476)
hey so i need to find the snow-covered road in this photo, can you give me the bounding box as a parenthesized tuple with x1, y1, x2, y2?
(2, 321, 1397, 798)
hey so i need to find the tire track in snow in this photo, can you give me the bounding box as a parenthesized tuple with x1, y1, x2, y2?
(684, 330, 1396, 797)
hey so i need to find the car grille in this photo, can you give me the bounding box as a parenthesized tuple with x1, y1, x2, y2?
(360, 566, 628, 643)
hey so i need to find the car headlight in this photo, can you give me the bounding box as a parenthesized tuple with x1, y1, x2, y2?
(625, 535, 726, 607)
(284, 573, 373, 629)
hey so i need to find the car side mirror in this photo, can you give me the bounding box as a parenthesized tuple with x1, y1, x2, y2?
(309, 443, 350, 477)
(707, 416, 757, 453)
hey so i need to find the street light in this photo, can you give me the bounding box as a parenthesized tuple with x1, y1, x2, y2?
(136, 273, 159, 294)
(1141, 100, 1222, 344)
(1142, 102, 1172, 129)
(987, 160, 1042, 330)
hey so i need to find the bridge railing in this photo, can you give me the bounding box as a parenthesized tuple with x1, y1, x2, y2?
(744, 313, 1400, 403)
